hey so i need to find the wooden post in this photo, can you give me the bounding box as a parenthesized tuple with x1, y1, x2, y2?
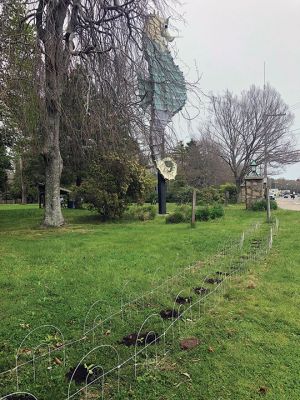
(191, 188, 196, 227)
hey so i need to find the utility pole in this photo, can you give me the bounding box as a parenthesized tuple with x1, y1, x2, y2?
(262, 63, 287, 222)
(263, 109, 287, 223)
(263, 144, 271, 223)
(263, 62, 271, 223)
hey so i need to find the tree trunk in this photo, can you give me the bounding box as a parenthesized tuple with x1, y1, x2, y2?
(41, 25, 67, 226)
(19, 156, 27, 204)
(43, 139, 64, 226)
(191, 188, 196, 227)
(235, 176, 243, 203)
(42, 86, 64, 226)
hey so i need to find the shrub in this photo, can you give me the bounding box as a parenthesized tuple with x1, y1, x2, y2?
(175, 204, 192, 221)
(220, 183, 238, 204)
(125, 205, 157, 221)
(197, 186, 224, 205)
(166, 176, 193, 204)
(146, 191, 158, 205)
(76, 155, 152, 220)
(251, 199, 278, 211)
(167, 185, 193, 204)
(195, 207, 210, 221)
(270, 200, 278, 210)
(166, 211, 186, 224)
(166, 204, 224, 224)
(210, 204, 225, 219)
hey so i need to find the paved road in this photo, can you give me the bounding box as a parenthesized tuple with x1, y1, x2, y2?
(277, 198, 300, 211)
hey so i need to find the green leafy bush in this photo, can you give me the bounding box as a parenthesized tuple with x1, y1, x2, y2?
(175, 204, 192, 220)
(251, 199, 278, 211)
(146, 191, 158, 205)
(220, 183, 238, 204)
(167, 185, 193, 204)
(195, 207, 210, 221)
(270, 200, 278, 210)
(166, 211, 186, 224)
(210, 204, 225, 219)
(166, 204, 224, 224)
(76, 155, 152, 220)
(197, 186, 224, 205)
(124, 205, 157, 221)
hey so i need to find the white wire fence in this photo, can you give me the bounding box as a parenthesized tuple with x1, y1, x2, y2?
(0, 219, 279, 400)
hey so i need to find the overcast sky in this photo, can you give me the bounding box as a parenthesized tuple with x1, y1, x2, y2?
(173, 0, 300, 179)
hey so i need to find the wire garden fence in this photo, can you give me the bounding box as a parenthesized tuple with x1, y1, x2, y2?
(0, 219, 279, 400)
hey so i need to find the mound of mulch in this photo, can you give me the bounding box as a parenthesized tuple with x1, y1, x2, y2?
(66, 364, 102, 384)
(205, 277, 223, 284)
(160, 309, 181, 319)
(258, 386, 268, 395)
(175, 296, 193, 304)
(119, 332, 160, 346)
(180, 337, 200, 350)
(216, 271, 230, 276)
(194, 287, 209, 295)
(4, 396, 36, 400)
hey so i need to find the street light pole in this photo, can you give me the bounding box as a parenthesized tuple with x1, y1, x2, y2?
(263, 62, 271, 223)
(263, 149, 271, 223)
(263, 113, 286, 223)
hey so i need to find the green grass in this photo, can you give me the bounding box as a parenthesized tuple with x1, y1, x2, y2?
(0, 204, 299, 399)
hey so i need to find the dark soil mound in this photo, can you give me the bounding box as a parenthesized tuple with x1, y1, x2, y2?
(194, 287, 209, 295)
(66, 364, 102, 384)
(160, 309, 181, 319)
(205, 277, 223, 284)
(119, 332, 160, 346)
(175, 296, 192, 304)
(4, 396, 36, 400)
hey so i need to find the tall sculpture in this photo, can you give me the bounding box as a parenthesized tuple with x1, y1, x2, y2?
(139, 13, 187, 214)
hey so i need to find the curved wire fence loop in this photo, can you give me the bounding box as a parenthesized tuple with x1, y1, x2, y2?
(83, 300, 113, 334)
(0, 392, 39, 400)
(16, 325, 65, 391)
(134, 313, 162, 379)
(67, 344, 120, 400)
(32, 343, 52, 383)
(84, 365, 104, 400)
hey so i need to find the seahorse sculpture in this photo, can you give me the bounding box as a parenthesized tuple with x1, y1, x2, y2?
(139, 14, 187, 154)
(139, 13, 187, 212)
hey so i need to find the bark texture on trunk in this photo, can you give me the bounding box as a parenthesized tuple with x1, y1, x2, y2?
(43, 118, 64, 226)
(42, 58, 65, 226)
(235, 176, 243, 203)
(39, 3, 69, 227)
(19, 156, 27, 204)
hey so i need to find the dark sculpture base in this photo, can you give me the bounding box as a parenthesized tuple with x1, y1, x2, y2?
(158, 172, 166, 215)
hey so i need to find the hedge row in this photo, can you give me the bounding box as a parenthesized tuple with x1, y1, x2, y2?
(251, 199, 278, 211)
(123, 205, 157, 221)
(166, 204, 224, 224)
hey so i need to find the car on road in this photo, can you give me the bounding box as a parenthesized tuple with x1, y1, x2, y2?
(283, 195, 289, 198)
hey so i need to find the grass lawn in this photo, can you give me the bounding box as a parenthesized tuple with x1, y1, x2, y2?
(0, 204, 299, 399)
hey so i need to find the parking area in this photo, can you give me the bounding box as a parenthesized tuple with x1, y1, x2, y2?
(277, 197, 300, 211)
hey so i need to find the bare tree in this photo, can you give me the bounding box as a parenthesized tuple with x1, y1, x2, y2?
(205, 85, 300, 191)
(173, 139, 233, 188)
(1, 3, 46, 204)
(5, 0, 175, 226)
